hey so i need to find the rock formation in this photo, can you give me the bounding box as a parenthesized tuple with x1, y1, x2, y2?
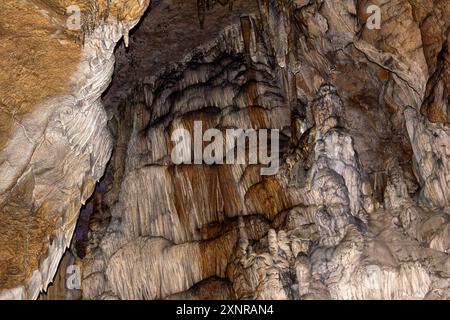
(0, 0, 449, 300)
(0, 0, 150, 299)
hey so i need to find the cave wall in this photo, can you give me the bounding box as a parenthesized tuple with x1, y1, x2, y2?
(0, 0, 449, 300)
(0, 0, 150, 299)
(79, 0, 450, 300)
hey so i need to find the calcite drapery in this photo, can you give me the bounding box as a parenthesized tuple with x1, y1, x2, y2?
(78, 0, 449, 300)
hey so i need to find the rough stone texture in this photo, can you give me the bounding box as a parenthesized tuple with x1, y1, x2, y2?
(0, 0, 150, 299)
(77, 0, 449, 300)
(1, 0, 449, 300)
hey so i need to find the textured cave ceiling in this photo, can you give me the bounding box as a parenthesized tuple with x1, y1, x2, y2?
(103, 0, 260, 108)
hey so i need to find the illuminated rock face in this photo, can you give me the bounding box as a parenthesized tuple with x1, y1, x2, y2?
(78, 0, 449, 300)
(0, 0, 150, 299)
(1, 0, 449, 300)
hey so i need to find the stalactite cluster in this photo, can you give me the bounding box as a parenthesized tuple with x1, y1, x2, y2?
(197, 0, 234, 29)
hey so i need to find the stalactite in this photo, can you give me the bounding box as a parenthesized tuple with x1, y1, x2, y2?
(197, 0, 234, 29)
(123, 22, 130, 48)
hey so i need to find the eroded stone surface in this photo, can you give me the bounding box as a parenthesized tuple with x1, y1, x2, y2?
(1, 0, 449, 300)
(76, 0, 449, 300)
(0, 0, 150, 299)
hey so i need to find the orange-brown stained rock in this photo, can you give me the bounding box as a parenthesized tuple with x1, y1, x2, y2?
(422, 84, 449, 124)
(408, 0, 450, 74)
(217, 164, 247, 216)
(421, 39, 449, 124)
(0, 0, 85, 292)
(247, 105, 269, 129)
(0, 0, 150, 293)
(169, 164, 224, 239)
(0, 0, 81, 151)
(199, 231, 238, 280)
(0, 0, 151, 151)
(245, 177, 291, 220)
(241, 15, 270, 130)
(0, 176, 57, 289)
(376, 68, 390, 82)
(240, 16, 252, 55)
